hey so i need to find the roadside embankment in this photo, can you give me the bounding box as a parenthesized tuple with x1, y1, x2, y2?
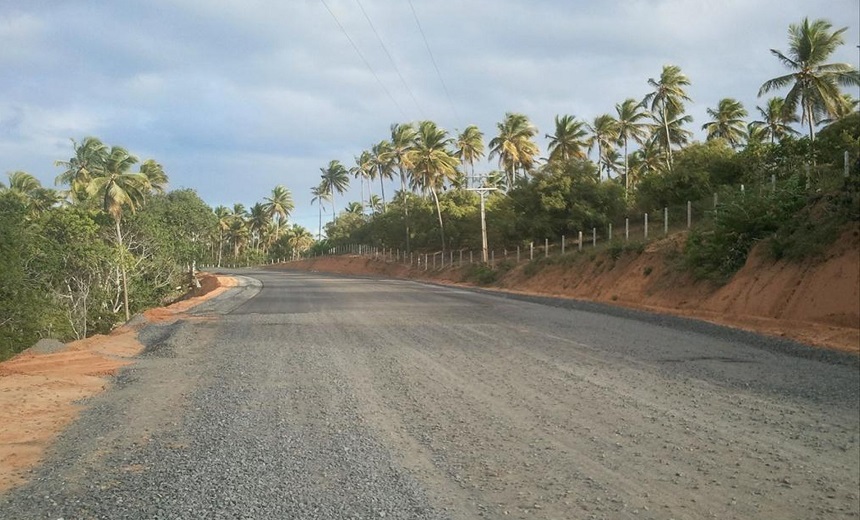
(0, 274, 235, 492)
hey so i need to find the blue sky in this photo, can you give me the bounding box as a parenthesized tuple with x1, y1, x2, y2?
(2, 0, 858, 233)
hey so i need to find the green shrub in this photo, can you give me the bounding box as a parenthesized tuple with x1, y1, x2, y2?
(684, 176, 806, 280)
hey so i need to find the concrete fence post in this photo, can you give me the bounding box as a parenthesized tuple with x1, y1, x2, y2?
(625, 218, 629, 242)
(545, 238, 549, 258)
(517, 246, 520, 263)
(578, 231, 583, 251)
(644, 213, 649, 239)
(530, 242, 534, 260)
(592, 227, 596, 247)
(664, 207, 668, 235)
(687, 201, 692, 229)
(491, 250, 495, 268)
(561, 235, 566, 254)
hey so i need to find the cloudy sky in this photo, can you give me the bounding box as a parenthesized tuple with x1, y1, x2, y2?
(2, 0, 858, 231)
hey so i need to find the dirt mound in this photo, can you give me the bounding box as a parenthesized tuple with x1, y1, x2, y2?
(0, 273, 235, 492)
(280, 226, 859, 354)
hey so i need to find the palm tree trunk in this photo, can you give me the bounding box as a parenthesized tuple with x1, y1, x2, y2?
(318, 206, 322, 240)
(431, 187, 445, 254)
(662, 104, 673, 171)
(379, 174, 386, 211)
(623, 137, 630, 200)
(115, 218, 130, 321)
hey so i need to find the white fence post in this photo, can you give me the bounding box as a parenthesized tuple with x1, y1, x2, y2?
(644, 213, 649, 239)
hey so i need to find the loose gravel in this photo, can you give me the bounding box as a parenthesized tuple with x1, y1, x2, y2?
(1, 270, 857, 520)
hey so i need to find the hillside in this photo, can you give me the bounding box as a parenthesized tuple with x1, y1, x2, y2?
(277, 224, 860, 354)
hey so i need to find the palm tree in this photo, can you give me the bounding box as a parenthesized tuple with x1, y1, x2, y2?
(614, 98, 651, 197)
(488, 112, 539, 190)
(248, 203, 270, 251)
(643, 65, 693, 170)
(406, 120, 460, 252)
(371, 140, 395, 209)
(263, 185, 294, 236)
(702, 98, 748, 148)
(749, 97, 800, 144)
(55, 136, 109, 202)
(587, 114, 620, 179)
(344, 201, 364, 215)
(648, 104, 693, 160)
(456, 125, 485, 185)
(285, 224, 315, 257)
(1, 171, 60, 216)
(759, 17, 860, 143)
(628, 139, 664, 190)
(388, 124, 417, 251)
(85, 146, 150, 321)
(319, 160, 350, 218)
(546, 115, 589, 163)
(310, 183, 330, 240)
(351, 150, 374, 212)
(213, 205, 231, 267)
(368, 194, 383, 214)
(139, 159, 168, 195)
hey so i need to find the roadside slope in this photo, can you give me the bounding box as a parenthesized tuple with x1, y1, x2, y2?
(0, 274, 236, 492)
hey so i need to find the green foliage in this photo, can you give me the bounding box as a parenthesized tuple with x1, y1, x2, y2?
(769, 188, 860, 260)
(684, 177, 807, 280)
(636, 140, 740, 210)
(463, 264, 498, 285)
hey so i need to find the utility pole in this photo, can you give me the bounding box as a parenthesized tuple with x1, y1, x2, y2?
(467, 174, 497, 264)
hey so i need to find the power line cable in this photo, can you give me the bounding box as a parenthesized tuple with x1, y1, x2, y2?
(319, 0, 408, 119)
(355, 0, 425, 119)
(406, 0, 458, 121)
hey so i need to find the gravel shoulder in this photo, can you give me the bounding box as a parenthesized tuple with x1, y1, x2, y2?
(1, 270, 857, 519)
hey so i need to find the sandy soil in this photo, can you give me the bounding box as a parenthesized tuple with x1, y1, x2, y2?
(280, 225, 860, 354)
(0, 274, 234, 492)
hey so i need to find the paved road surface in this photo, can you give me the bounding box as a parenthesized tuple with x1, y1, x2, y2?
(2, 270, 858, 519)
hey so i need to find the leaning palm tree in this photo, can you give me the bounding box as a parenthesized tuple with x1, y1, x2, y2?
(367, 194, 383, 214)
(643, 65, 693, 170)
(85, 146, 150, 321)
(614, 99, 651, 197)
(628, 139, 665, 190)
(406, 120, 460, 252)
(759, 17, 860, 143)
(455, 125, 485, 185)
(488, 112, 539, 190)
(344, 201, 364, 215)
(55, 136, 109, 202)
(310, 183, 331, 240)
(351, 150, 374, 212)
(587, 114, 620, 179)
(2, 171, 41, 197)
(702, 98, 749, 148)
(546, 114, 589, 164)
(263, 185, 294, 236)
(749, 97, 800, 144)
(648, 103, 693, 162)
(319, 160, 350, 218)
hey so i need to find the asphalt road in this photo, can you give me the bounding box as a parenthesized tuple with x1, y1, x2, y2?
(1, 269, 858, 519)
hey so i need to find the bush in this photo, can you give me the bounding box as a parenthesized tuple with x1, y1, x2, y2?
(684, 176, 806, 280)
(463, 264, 498, 285)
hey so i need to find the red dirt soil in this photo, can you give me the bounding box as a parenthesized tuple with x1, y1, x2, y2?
(0, 274, 234, 492)
(281, 225, 860, 354)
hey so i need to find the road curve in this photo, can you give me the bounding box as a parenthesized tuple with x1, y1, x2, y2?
(1, 269, 857, 519)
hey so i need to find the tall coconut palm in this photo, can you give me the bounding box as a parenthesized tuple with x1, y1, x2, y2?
(406, 121, 460, 252)
(213, 205, 231, 267)
(310, 184, 330, 240)
(1, 171, 60, 216)
(139, 159, 168, 195)
(749, 97, 800, 144)
(319, 160, 349, 218)
(587, 114, 620, 179)
(371, 141, 395, 209)
(628, 139, 664, 190)
(455, 125, 485, 185)
(85, 146, 150, 321)
(488, 112, 539, 190)
(643, 65, 693, 170)
(368, 194, 383, 214)
(759, 17, 860, 143)
(285, 224, 315, 257)
(55, 136, 109, 202)
(388, 124, 417, 251)
(263, 184, 294, 237)
(546, 115, 589, 164)
(351, 150, 374, 212)
(614, 99, 651, 197)
(702, 98, 748, 148)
